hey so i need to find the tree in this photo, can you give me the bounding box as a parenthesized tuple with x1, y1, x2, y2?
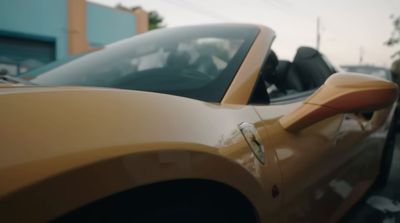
(148, 11, 165, 30)
(385, 15, 400, 49)
(385, 15, 400, 77)
(115, 4, 165, 30)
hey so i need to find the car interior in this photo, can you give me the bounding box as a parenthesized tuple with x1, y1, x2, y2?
(251, 46, 337, 104)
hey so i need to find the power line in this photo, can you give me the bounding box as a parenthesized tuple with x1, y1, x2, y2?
(163, 0, 235, 22)
(260, 0, 288, 11)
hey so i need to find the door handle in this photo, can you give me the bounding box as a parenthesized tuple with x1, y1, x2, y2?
(238, 122, 266, 164)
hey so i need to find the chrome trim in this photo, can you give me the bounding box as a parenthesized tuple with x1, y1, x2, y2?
(238, 122, 266, 164)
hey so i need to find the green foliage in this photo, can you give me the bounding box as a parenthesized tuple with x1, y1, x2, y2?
(385, 15, 400, 48)
(392, 59, 400, 75)
(115, 4, 165, 30)
(149, 11, 165, 30)
(386, 15, 400, 76)
(385, 15, 400, 58)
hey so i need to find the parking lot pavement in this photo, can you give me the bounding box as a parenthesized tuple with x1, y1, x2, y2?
(341, 134, 400, 223)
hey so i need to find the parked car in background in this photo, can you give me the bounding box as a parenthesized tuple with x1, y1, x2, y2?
(0, 24, 398, 223)
(341, 65, 392, 81)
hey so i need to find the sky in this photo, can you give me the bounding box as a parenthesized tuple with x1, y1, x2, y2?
(90, 0, 400, 67)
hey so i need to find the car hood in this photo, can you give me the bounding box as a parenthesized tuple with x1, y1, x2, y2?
(0, 86, 219, 166)
(0, 86, 259, 196)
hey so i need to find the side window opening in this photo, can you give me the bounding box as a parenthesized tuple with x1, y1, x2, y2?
(264, 47, 336, 102)
(249, 71, 270, 104)
(248, 50, 278, 105)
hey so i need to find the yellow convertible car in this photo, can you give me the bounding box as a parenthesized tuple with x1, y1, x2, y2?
(0, 24, 398, 223)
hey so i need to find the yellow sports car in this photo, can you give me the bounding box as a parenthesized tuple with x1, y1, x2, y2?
(0, 24, 398, 223)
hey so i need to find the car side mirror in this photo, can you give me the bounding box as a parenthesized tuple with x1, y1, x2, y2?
(279, 73, 399, 132)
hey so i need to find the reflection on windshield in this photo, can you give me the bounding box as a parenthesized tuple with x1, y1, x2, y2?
(30, 25, 260, 102)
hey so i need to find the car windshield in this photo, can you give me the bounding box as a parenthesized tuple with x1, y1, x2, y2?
(28, 25, 260, 102)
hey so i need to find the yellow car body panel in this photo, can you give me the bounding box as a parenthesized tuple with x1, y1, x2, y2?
(0, 86, 282, 222)
(222, 25, 275, 104)
(0, 24, 398, 223)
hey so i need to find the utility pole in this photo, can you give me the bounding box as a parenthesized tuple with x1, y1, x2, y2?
(359, 47, 364, 64)
(316, 17, 321, 51)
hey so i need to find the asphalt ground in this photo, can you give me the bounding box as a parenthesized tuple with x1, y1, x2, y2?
(341, 134, 400, 223)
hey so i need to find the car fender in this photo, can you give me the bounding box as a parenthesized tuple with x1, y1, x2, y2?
(0, 145, 269, 222)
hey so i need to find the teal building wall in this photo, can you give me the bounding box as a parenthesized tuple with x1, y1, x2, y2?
(0, 0, 138, 75)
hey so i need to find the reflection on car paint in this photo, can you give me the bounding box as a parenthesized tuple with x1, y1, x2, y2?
(329, 179, 353, 199)
(314, 188, 325, 200)
(276, 148, 294, 161)
(367, 196, 400, 213)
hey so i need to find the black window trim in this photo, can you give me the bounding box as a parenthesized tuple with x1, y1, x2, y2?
(269, 89, 316, 105)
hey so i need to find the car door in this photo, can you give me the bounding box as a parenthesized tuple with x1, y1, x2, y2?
(253, 75, 396, 223)
(255, 98, 346, 222)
